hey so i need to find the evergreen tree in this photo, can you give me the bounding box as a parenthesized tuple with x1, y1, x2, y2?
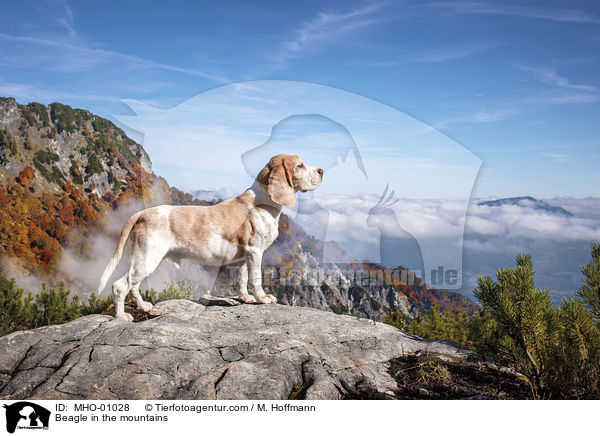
(0, 276, 37, 335)
(577, 241, 600, 324)
(473, 254, 556, 397)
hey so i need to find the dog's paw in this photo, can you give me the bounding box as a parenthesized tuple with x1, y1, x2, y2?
(115, 312, 134, 322)
(239, 294, 258, 304)
(256, 293, 277, 304)
(138, 301, 154, 312)
(266, 294, 277, 304)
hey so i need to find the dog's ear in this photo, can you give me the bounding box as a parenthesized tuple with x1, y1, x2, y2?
(258, 156, 296, 206)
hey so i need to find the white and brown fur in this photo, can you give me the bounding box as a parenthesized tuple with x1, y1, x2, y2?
(97, 154, 323, 320)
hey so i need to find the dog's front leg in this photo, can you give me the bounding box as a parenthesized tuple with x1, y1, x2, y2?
(237, 263, 257, 303)
(246, 248, 277, 304)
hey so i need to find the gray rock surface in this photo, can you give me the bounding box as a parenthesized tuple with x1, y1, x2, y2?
(197, 295, 241, 306)
(0, 300, 478, 400)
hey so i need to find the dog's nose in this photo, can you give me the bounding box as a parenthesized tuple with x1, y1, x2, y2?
(317, 168, 323, 175)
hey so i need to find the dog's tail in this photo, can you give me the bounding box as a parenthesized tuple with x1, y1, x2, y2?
(97, 211, 144, 294)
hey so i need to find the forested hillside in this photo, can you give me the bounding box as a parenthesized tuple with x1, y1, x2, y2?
(0, 97, 172, 276)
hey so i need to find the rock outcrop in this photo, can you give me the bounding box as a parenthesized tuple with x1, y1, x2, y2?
(0, 300, 478, 400)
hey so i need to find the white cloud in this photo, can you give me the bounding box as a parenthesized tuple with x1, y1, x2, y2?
(415, 43, 498, 63)
(0, 32, 230, 83)
(430, 2, 600, 24)
(290, 193, 600, 295)
(351, 42, 499, 67)
(272, 2, 388, 64)
(294, 195, 600, 265)
(0, 80, 119, 104)
(526, 90, 600, 105)
(55, 5, 76, 38)
(313, 196, 600, 242)
(468, 201, 600, 241)
(512, 64, 597, 91)
(465, 216, 505, 236)
(433, 107, 521, 128)
(541, 152, 568, 163)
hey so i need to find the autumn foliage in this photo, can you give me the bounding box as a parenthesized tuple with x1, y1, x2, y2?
(0, 166, 150, 273)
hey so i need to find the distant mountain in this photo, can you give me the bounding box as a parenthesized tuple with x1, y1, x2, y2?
(192, 187, 237, 201)
(477, 196, 573, 217)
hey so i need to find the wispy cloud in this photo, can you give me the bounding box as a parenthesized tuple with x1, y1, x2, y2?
(272, 2, 388, 64)
(348, 59, 402, 68)
(509, 63, 600, 105)
(0, 32, 230, 83)
(0, 79, 120, 104)
(541, 152, 569, 163)
(512, 63, 597, 91)
(55, 5, 76, 38)
(351, 42, 499, 67)
(430, 2, 600, 24)
(414, 43, 499, 63)
(434, 62, 600, 128)
(526, 90, 600, 105)
(433, 107, 521, 129)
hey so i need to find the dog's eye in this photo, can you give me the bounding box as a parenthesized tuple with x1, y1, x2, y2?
(298, 163, 305, 168)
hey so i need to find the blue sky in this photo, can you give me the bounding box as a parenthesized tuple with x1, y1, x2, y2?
(1, 0, 599, 197)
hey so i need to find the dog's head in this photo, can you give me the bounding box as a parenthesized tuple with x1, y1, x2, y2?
(256, 154, 323, 206)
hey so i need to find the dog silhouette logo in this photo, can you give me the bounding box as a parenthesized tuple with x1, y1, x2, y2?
(3, 402, 50, 433)
(116, 80, 482, 289)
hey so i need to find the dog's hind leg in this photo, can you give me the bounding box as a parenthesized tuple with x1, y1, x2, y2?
(127, 245, 167, 314)
(112, 274, 133, 321)
(112, 233, 167, 320)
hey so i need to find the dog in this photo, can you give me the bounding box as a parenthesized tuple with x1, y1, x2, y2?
(97, 154, 323, 320)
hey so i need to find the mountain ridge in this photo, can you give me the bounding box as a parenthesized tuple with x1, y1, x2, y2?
(477, 196, 573, 216)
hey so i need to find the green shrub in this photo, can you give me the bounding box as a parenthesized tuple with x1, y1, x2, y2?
(408, 305, 471, 345)
(32, 150, 65, 185)
(473, 254, 557, 398)
(34, 149, 59, 165)
(91, 117, 112, 133)
(85, 153, 103, 176)
(49, 102, 80, 134)
(0, 271, 192, 337)
(0, 276, 38, 336)
(577, 241, 600, 323)
(0, 129, 17, 161)
(21, 109, 36, 127)
(81, 292, 113, 316)
(69, 163, 84, 185)
(35, 282, 83, 327)
(385, 244, 600, 399)
(26, 102, 50, 127)
(142, 281, 192, 304)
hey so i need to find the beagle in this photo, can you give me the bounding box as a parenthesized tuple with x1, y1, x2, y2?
(98, 154, 323, 320)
